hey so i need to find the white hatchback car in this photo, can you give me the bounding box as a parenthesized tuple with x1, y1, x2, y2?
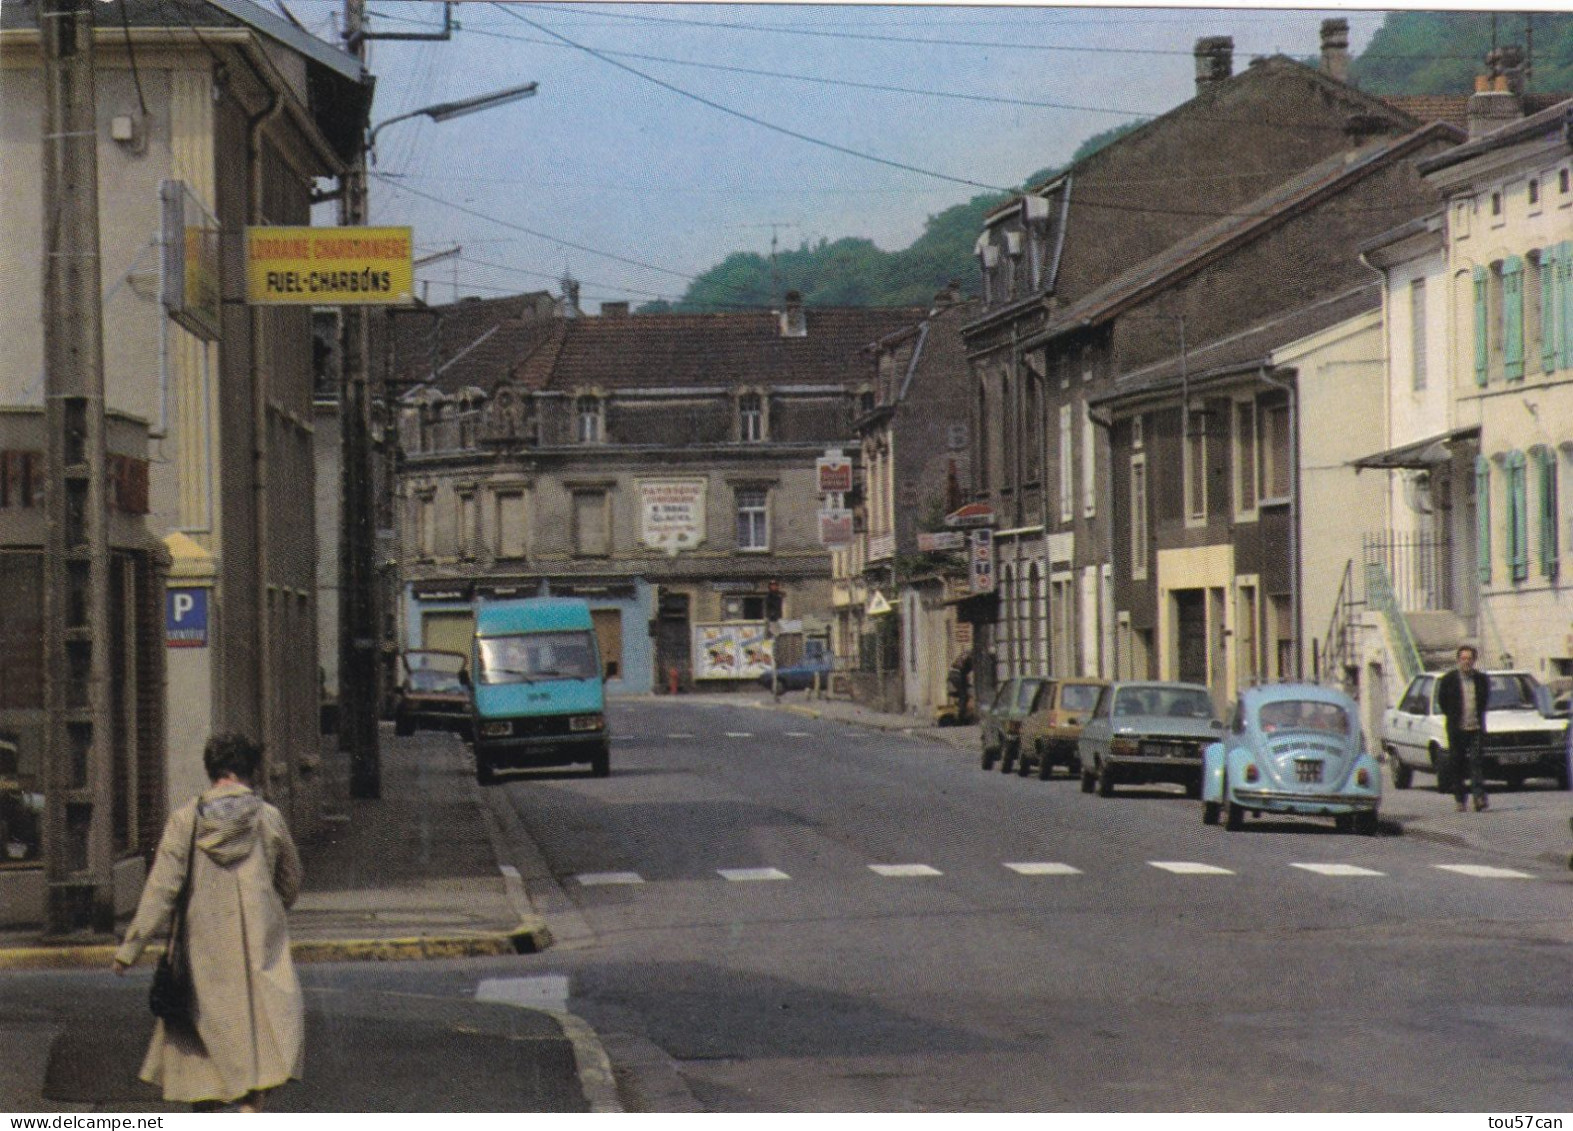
(1382, 670, 1570, 791)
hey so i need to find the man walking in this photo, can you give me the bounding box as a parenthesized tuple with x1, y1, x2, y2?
(1436, 644, 1491, 812)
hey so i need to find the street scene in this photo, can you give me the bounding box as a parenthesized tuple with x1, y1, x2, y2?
(2, 0, 1572, 1117)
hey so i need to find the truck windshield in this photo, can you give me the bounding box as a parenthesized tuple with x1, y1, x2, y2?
(478, 631, 597, 684)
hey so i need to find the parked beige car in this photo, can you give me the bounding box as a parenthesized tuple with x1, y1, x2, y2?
(1018, 679, 1108, 780)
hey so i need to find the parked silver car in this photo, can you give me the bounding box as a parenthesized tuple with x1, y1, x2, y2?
(1078, 681, 1222, 798)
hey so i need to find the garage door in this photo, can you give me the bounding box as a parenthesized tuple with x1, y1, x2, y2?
(422, 611, 475, 658)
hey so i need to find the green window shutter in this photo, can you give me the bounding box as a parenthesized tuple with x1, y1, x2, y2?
(1476, 456, 1492, 584)
(1561, 242, 1573, 372)
(1507, 452, 1528, 581)
(1503, 256, 1525, 381)
(1541, 447, 1561, 579)
(1472, 265, 1490, 385)
(1541, 246, 1560, 374)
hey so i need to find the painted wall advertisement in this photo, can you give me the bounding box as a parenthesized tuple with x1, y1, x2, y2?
(694, 622, 774, 680)
(638, 478, 707, 554)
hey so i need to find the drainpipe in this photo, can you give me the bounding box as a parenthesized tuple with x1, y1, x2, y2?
(1258, 366, 1300, 679)
(1088, 403, 1117, 679)
(248, 85, 285, 805)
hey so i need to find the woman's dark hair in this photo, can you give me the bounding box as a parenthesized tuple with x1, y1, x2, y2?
(203, 733, 262, 783)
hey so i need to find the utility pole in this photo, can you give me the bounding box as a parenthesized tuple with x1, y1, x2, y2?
(339, 0, 380, 798)
(39, 0, 116, 934)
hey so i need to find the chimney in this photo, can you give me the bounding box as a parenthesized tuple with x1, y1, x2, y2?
(1468, 46, 1526, 139)
(1320, 18, 1350, 83)
(1193, 36, 1234, 93)
(600, 301, 629, 318)
(779, 290, 807, 338)
(558, 273, 581, 319)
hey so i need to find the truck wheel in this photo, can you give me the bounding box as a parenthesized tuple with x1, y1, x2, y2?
(1037, 743, 1056, 781)
(1000, 741, 1018, 774)
(475, 751, 497, 787)
(592, 746, 610, 778)
(1097, 760, 1115, 797)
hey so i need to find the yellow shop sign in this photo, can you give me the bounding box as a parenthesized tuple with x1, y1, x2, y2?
(245, 226, 414, 305)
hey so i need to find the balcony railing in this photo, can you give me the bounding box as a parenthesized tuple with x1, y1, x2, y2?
(1361, 531, 1452, 614)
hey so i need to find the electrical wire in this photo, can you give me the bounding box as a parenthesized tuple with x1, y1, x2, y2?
(118, 0, 149, 116)
(493, 5, 1013, 194)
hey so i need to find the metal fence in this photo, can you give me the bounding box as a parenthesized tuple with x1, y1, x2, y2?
(1361, 531, 1452, 613)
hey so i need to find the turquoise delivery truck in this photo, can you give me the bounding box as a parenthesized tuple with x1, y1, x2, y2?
(469, 597, 610, 785)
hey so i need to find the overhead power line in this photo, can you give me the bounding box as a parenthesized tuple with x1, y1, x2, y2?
(493, 5, 1012, 193)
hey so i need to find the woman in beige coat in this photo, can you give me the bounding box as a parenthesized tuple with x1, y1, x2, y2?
(114, 733, 305, 1111)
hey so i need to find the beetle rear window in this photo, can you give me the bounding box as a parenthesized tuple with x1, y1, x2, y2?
(1260, 700, 1348, 734)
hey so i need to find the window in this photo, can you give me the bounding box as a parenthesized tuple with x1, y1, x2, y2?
(1540, 245, 1562, 375)
(1472, 265, 1490, 386)
(0, 553, 44, 709)
(736, 487, 769, 551)
(1184, 410, 1207, 522)
(1131, 416, 1144, 451)
(1025, 377, 1042, 481)
(1454, 199, 1471, 238)
(1490, 190, 1503, 219)
(1476, 456, 1492, 584)
(739, 393, 764, 442)
(1260, 401, 1291, 502)
(573, 489, 610, 556)
(1001, 375, 1014, 486)
(1237, 580, 1259, 688)
(1504, 452, 1529, 582)
(415, 492, 436, 559)
(1081, 403, 1096, 517)
(1502, 256, 1525, 381)
(1410, 278, 1428, 390)
(1529, 178, 1541, 208)
(458, 491, 478, 559)
(1562, 168, 1571, 197)
(495, 490, 526, 559)
(576, 395, 603, 443)
(1058, 404, 1073, 522)
(1129, 454, 1148, 580)
(1537, 447, 1560, 579)
(1234, 400, 1257, 516)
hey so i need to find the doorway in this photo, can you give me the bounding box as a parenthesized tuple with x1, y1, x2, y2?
(1174, 589, 1207, 685)
(655, 592, 691, 692)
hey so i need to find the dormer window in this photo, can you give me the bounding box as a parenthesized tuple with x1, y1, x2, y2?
(576, 395, 603, 443)
(739, 392, 765, 442)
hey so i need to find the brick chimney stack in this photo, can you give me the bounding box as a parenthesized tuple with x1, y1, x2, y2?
(1194, 36, 1234, 93)
(779, 290, 807, 338)
(1468, 46, 1526, 138)
(1320, 18, 1350, 83)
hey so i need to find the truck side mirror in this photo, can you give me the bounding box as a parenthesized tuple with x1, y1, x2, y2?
(459, 668, 471, 688)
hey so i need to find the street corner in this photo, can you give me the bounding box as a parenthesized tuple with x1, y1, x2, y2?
(289, 917, 552, 965)
(0, 941, 121, 973)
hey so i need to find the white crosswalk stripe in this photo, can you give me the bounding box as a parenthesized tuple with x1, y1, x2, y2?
(785, 732, 813, 738)
(666, 733, 695, 739)
(1434, 864, 1532, 879)
(1148, 861, 1234, 875)
(575, 872, 645, 886)
(1291, 863, 1385, 877)
(1004, 862, 1083, 876)
(869, 864, 943, 878)
(724, 732, 753, 738)
(718, 867, 792, 882)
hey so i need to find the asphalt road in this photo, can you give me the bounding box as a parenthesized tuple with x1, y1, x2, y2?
(487, 697, 1573, 1113)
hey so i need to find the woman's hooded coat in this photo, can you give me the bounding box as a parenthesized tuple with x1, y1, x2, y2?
(116, 782, 305, 1103)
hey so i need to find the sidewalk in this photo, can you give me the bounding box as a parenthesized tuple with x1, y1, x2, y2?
(727, 689, 1573, 871)
(0, 730, 614, 1113)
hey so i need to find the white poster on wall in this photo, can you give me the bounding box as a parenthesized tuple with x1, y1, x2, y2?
(694, 622, 774, 680)
(638, 478, 707, 554)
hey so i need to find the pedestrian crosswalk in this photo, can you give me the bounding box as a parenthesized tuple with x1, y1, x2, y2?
(570, 859, 1537, 887)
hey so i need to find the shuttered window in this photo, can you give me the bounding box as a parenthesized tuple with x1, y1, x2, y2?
(1540, 245, 1560, 374)
(1476, 457, 1492, 584)
(1561, 241, 1573, 372)
(1503, 256, 1525, 381)
(1506, 452, 1528, 582)
(1539, 447, 1560, 579)
(1472, 266, 1489, 386)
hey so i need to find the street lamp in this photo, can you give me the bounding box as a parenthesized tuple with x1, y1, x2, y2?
(369, 82, 538, 164)
(338, 77, 539, 799)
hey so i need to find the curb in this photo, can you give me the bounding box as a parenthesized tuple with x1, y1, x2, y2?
(0, 919, 552, 972)
(550, 1009, 624, 1113)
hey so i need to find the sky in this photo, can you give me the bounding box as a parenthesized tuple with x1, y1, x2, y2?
(288, 3, 1397, 311)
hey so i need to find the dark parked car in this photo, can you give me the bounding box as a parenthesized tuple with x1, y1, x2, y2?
(1077, 681, 1221, 797)
(980, 676, 1049, 774)
(393, 650, 471, 738)
(757, 652, 835, 692)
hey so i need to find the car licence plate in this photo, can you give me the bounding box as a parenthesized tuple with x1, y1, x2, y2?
(1492, 750, 1540, 765)
(1143, 742, 1193, 759)
(1294, 759, 1323, 784)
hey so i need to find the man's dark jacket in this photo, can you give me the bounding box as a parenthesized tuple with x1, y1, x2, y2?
(1435, 668, 1490, 748)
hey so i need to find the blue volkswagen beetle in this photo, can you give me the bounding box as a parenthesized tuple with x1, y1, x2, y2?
(1202, 684, 1380, 834)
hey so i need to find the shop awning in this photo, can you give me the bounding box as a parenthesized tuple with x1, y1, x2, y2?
(1351, 426, 1478, 471)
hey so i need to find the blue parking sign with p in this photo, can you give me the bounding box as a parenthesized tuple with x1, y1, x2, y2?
(166, 588, 209, 648)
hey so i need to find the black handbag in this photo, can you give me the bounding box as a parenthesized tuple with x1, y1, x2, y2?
(149, 804, 199, 1025)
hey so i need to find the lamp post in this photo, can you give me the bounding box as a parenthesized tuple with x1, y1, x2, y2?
(338, 0, 539, 801)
